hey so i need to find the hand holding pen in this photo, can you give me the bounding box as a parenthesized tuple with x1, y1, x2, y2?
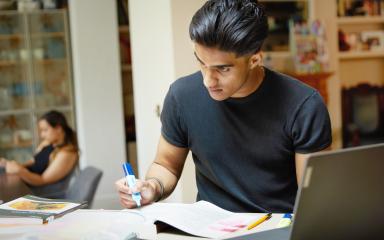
(123, 163, 142, 207)
(115, 164, 162, 208)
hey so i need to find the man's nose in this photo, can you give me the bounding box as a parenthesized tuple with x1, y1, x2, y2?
(203, 69, 218, 88)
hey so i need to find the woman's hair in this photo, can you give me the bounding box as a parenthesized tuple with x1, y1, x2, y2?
(40, 110, 79, 152)
(189, 0, 268, 56)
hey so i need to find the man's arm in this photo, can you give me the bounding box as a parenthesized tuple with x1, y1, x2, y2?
(146, 135, 189, 200)
(295, 153, 309, 186)
(116, 135, 189, 208)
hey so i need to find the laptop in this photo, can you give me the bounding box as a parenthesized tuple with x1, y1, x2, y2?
(227, 143, 384, 240)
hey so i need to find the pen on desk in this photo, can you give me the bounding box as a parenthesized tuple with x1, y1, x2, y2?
(123, 163, 142, 207)
(247, 213, 272, 230)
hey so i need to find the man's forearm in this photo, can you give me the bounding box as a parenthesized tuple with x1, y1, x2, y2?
(145, 162, 179, 201)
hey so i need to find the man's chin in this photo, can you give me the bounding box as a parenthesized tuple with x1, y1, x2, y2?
(208, 92, 228, 101)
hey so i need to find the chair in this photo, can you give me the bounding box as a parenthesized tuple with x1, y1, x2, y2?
(342, 83, 384, 147)
(65, 166, 103, 209)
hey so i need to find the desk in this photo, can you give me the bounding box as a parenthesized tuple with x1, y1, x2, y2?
(0, 210, 284, 240)
(0, 173, 32, 203)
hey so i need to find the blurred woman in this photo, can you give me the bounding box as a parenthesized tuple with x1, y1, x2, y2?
(0, 110, 79, 198)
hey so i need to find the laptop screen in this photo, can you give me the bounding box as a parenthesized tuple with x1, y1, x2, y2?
(291, 143, 384, 240)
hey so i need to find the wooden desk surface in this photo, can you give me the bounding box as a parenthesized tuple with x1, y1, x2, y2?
(0, 173, 32, 203)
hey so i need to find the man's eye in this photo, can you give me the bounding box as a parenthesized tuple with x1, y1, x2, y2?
(218, 67, 230, 72)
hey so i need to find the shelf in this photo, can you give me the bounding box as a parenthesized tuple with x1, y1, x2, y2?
(337, 16, 384, 25)
(0, 109, 32, 117)
(0, 34, 23, 41)
(0, 60, 20, 67)
(31, 32, 65, 38)
(338, 51, 384, 60)
(121, 64, 132, 71)
(0, 140, 33, 149)
(35, 58, 67, 65)
(119, 25, 129, 33)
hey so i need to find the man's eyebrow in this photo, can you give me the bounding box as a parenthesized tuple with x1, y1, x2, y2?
(194, 52, 234, 68)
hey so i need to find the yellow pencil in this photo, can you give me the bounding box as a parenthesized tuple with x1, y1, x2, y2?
(247, 213, 272, 230)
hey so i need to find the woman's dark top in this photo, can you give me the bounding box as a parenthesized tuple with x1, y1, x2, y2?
(27, 145, 54, 174)
(26, 144, 78, 198)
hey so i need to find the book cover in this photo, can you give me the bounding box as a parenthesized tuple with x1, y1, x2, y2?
(0, 195, 87, 225)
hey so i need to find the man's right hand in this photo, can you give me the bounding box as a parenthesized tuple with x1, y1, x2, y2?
(115, 177, 159, 208)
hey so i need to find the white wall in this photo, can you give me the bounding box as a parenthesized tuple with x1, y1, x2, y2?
(129, 0, 205, 203)
(170, 0, 206, 203)
(69, 0, 127, 209)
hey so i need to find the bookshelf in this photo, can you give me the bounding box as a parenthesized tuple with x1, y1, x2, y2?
(311, 0, 384, 148)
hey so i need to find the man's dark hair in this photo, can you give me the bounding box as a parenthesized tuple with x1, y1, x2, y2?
(189, 0, 268, 56)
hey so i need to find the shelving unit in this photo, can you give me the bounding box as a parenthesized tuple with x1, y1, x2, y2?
(338, 50, 384, 60)
(337, 16, 384, 24)
(0, 9, 75, 163)
(326, 0, 384, 147)
(337, 16, 384, 87)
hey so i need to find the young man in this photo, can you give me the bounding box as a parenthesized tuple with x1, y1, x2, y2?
(116, 0, 331, 213)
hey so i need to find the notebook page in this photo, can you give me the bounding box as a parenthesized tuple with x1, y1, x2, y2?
(139, 201, 255, 239)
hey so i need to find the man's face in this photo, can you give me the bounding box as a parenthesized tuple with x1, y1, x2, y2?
(193, 43, 259, 101)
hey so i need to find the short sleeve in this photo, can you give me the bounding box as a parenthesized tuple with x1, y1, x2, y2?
(291, 91, 332, 153)
(160, 86, 188, 148)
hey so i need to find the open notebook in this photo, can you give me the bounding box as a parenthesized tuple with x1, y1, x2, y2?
(0, 200, 279, 239)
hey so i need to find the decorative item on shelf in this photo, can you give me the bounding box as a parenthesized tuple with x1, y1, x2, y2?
(17, 0, 41, 12)
(290, 19, 330, 74)
(0, 0, 17, 10)
(339, 29, 351, 51)
(42, 0, 57, 9)
(361, 30, 384, 50)
(338, 0, 383, 17)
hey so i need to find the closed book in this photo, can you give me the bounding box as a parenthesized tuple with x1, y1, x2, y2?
(0, 195, 87, 225)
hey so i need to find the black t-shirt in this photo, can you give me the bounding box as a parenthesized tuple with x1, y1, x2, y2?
(161, 67, 332, 213)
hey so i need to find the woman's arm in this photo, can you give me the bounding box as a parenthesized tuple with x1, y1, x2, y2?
(21, 158, 35, 167)
(17, 151, 78, 186)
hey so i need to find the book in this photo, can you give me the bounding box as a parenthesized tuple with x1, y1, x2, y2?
(0, 195, 87, 225)
(122, 200, 258, 239)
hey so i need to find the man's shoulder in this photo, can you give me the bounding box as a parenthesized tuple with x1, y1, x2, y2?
(170, 71, 203, 95)
(265, 68, 317, 99)
(267, 68, 314, 91)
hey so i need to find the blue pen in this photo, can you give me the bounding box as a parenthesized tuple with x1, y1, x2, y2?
(123, 163, 142, 207)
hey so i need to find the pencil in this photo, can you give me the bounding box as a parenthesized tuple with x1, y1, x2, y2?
(247, 213, 272, 230)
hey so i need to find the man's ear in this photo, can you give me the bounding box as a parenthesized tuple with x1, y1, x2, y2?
(249, 52, 262, 69)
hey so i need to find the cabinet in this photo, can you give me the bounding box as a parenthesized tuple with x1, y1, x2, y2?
(0, 10, 75, 162)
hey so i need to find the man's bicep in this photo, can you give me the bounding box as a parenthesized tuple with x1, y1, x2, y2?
(154, 135, 189, 178)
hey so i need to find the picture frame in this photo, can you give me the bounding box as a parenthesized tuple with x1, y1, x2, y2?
(360, 31, 384, 51)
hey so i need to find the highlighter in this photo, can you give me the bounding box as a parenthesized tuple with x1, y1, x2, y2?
(277, 213, 292, 228)
(123, 163, 142, 207)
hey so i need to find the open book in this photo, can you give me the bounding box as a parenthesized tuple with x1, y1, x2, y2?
(124, 200, 257, 239)
(0, 195, 87, 225)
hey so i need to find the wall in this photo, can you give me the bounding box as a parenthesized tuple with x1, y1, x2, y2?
(69, 0, 127, 208)
(129, 0, 205, 203)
